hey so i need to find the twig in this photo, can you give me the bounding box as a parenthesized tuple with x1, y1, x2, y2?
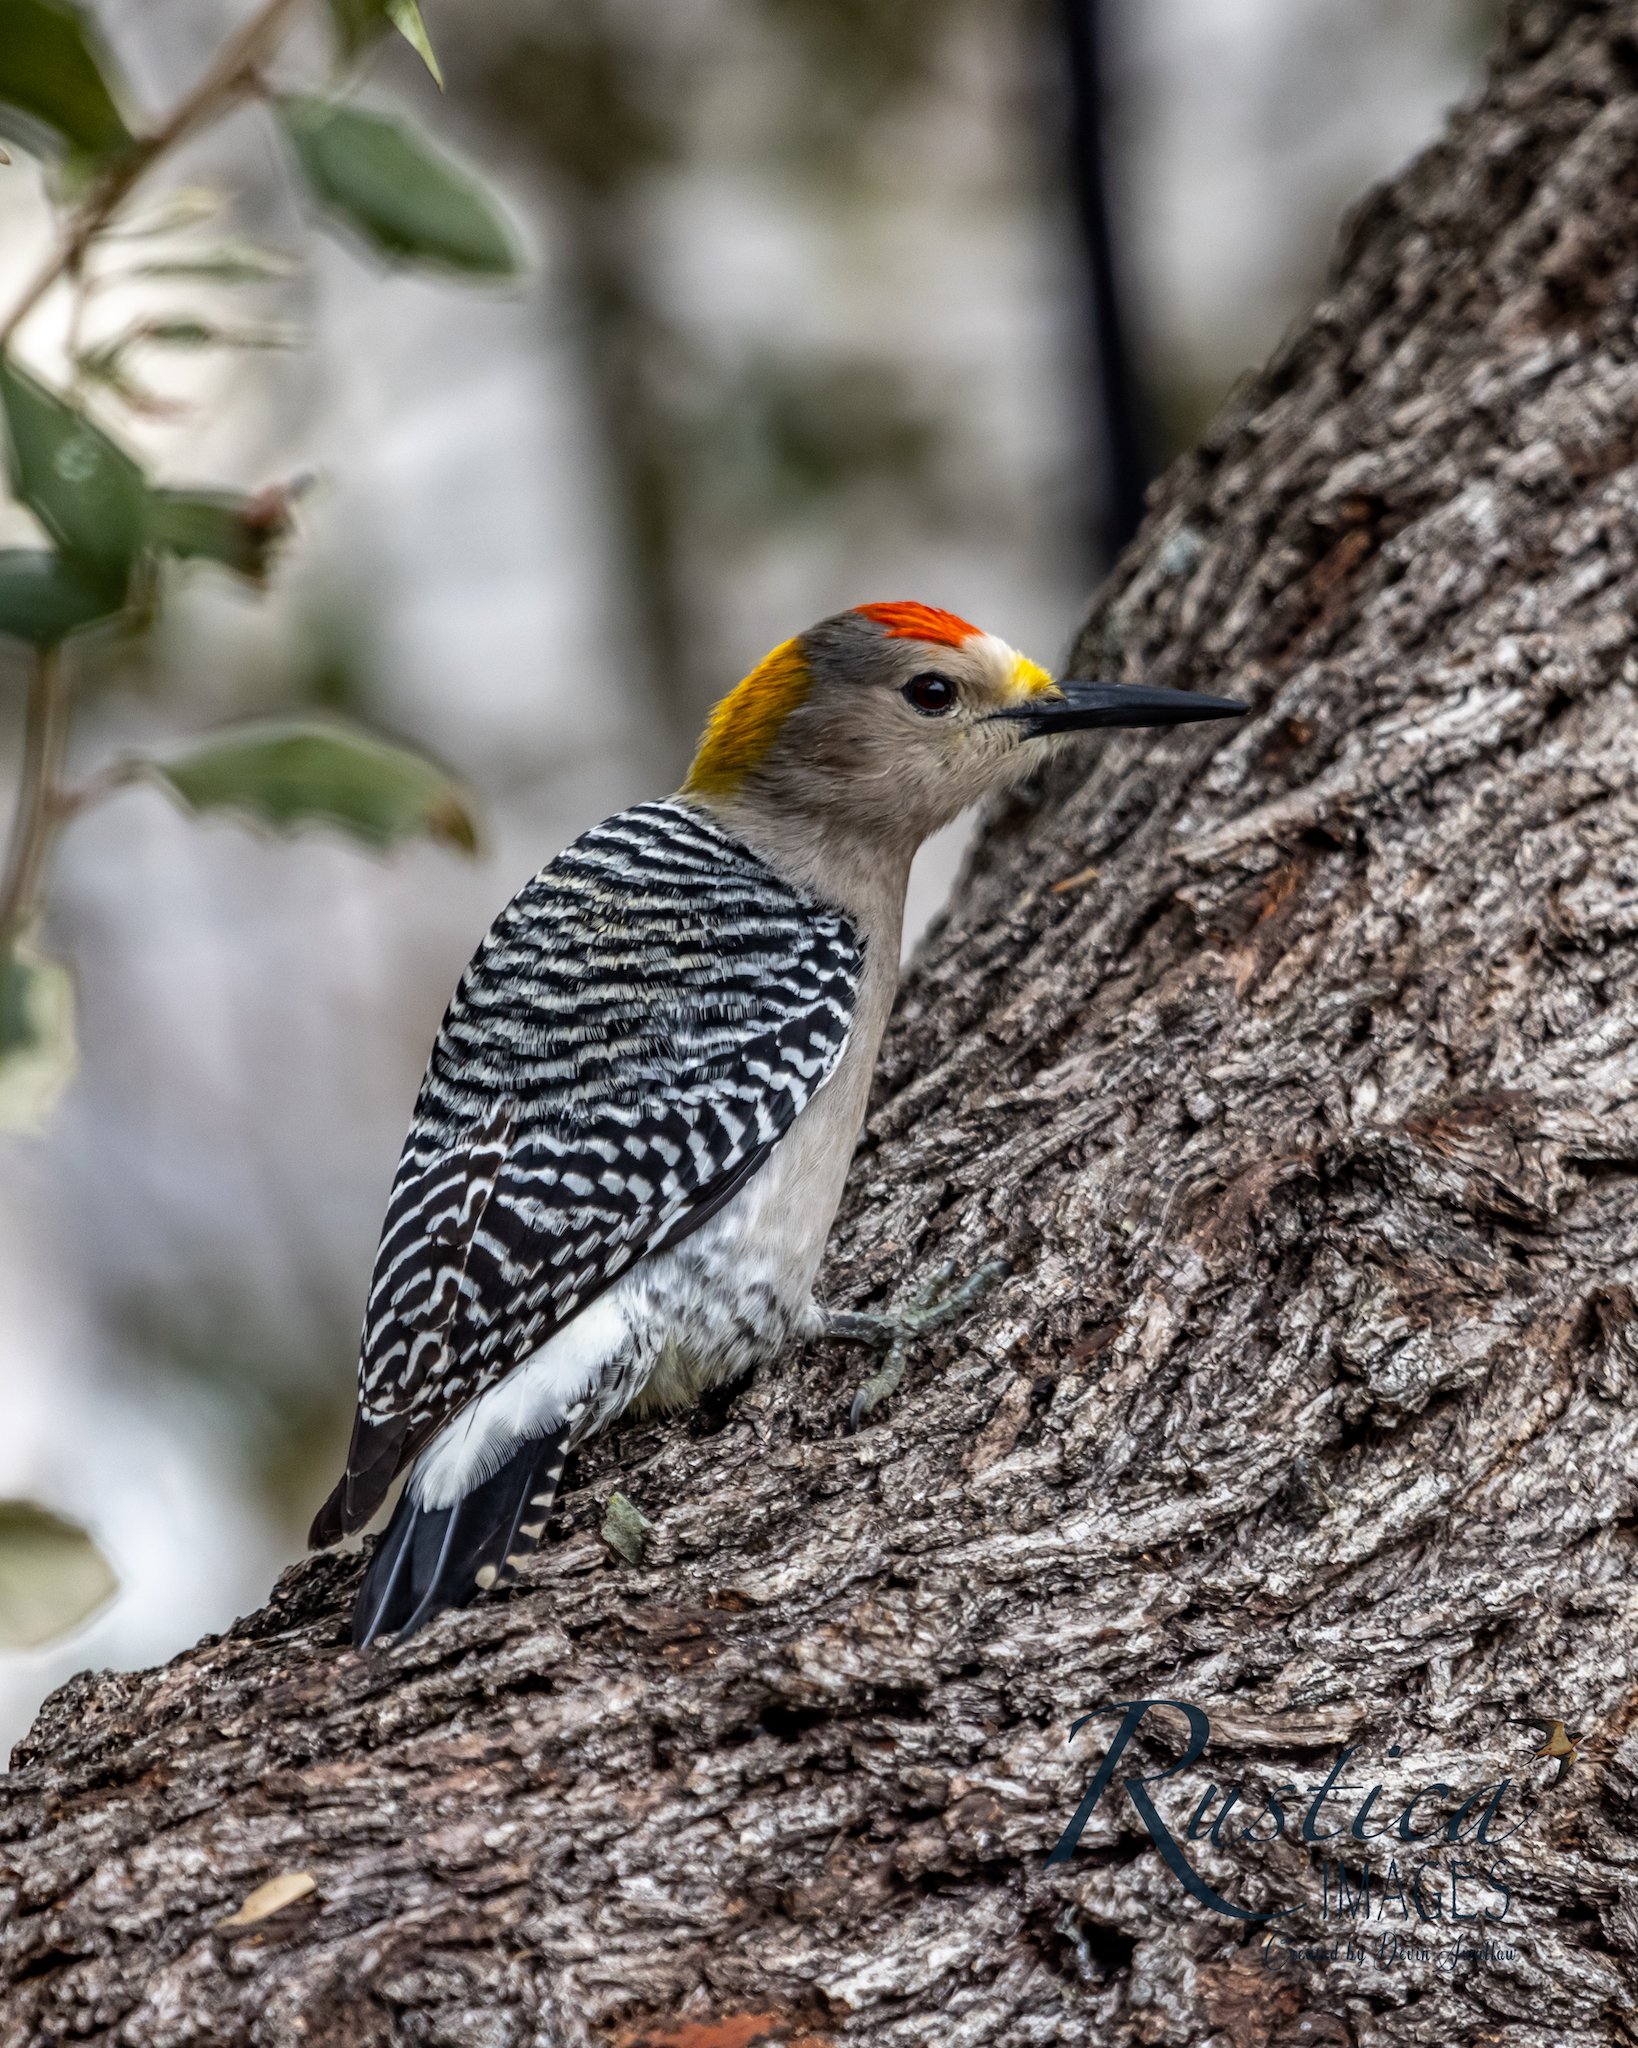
(0, 0, 314, 946)
(52, 753, 146, 823)
(0, 0, 309, 350)
(0, 646, 71, 947)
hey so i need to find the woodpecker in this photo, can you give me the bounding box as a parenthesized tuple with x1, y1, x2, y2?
(310, 601, 1243, 1643)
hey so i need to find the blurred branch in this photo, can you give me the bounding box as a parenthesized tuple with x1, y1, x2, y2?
(1059, 0, 1153, 561)
(52, 751, 141, 822)
(0, 645, 70, 947)
(0, 0, 309, 349)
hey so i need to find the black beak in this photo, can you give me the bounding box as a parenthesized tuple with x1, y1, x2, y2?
(995, 677, 1247, 738)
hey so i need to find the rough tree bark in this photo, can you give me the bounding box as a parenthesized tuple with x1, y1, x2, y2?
(7, 4, 1638, 2042)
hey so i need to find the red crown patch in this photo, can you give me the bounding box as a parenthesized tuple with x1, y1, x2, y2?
(854, 601, 982, 650)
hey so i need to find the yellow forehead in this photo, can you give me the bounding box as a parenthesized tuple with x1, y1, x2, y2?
(1007, 652, 1056, 700)
(684, 636, 810, 798)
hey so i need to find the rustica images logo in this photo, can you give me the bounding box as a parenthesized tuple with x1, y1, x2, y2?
(1049, 1699, 1544, 1970)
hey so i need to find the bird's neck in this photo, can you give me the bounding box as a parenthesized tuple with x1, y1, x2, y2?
(679, 790, 913, 953)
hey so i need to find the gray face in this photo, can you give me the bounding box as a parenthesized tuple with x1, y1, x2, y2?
(741, 610, 1061, 852)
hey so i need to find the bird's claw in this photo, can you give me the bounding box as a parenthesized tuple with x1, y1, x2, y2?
(833, 1257, 1008, 1433)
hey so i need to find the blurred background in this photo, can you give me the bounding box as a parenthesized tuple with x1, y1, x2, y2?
(0, 0, 1490, 1753)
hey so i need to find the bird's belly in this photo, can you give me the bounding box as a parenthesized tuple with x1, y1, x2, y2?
(621, 1081, 861, 1415)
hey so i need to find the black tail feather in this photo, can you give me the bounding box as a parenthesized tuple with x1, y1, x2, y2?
(351, 1424, 572, 1647)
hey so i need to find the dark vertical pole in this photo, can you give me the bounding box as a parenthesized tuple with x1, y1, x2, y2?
(1059, 0, 1153, 563)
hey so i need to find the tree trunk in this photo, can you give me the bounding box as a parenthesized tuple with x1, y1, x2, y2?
(7, 5, 1638, 2042)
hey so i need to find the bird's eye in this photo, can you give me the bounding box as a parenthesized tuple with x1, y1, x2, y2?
(903, 672, 957, 716)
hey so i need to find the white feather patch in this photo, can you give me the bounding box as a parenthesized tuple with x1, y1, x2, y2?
(410, 1292, 630, 1509)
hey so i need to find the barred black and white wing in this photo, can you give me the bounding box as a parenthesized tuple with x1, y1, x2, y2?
(311, 800, 861, 1544)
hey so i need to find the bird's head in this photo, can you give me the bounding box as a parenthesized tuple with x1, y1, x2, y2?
(682, 601, 1244, 854)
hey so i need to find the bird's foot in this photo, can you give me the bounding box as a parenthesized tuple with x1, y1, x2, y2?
(824, 1258, 1008, 1433)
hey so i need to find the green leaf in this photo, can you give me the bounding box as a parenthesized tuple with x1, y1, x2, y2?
(0, 1500, 116, 1649)
(277, 97, 520, 277)
(102, 187, 220, 239)
(0, 548, 121, 642)
(125, 317, 218, 349)
(74, 319, 293, 394)
(0, 940, 76, 1131)
(148, 486, 294, 585)
(146, 319, 292, 352)
(326, 0, 383, 62)
(148, 717, 479, 853)
(128, 241, 296, 285)
(386, 0, 443, 88)
(327, 0, 444, 86)
(326, 0, 378, 62)
(0, 356, 147, 594)
(0, 0, 133, 162)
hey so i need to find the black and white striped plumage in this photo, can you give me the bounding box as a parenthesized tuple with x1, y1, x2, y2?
(311, 799, 862, 1639)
